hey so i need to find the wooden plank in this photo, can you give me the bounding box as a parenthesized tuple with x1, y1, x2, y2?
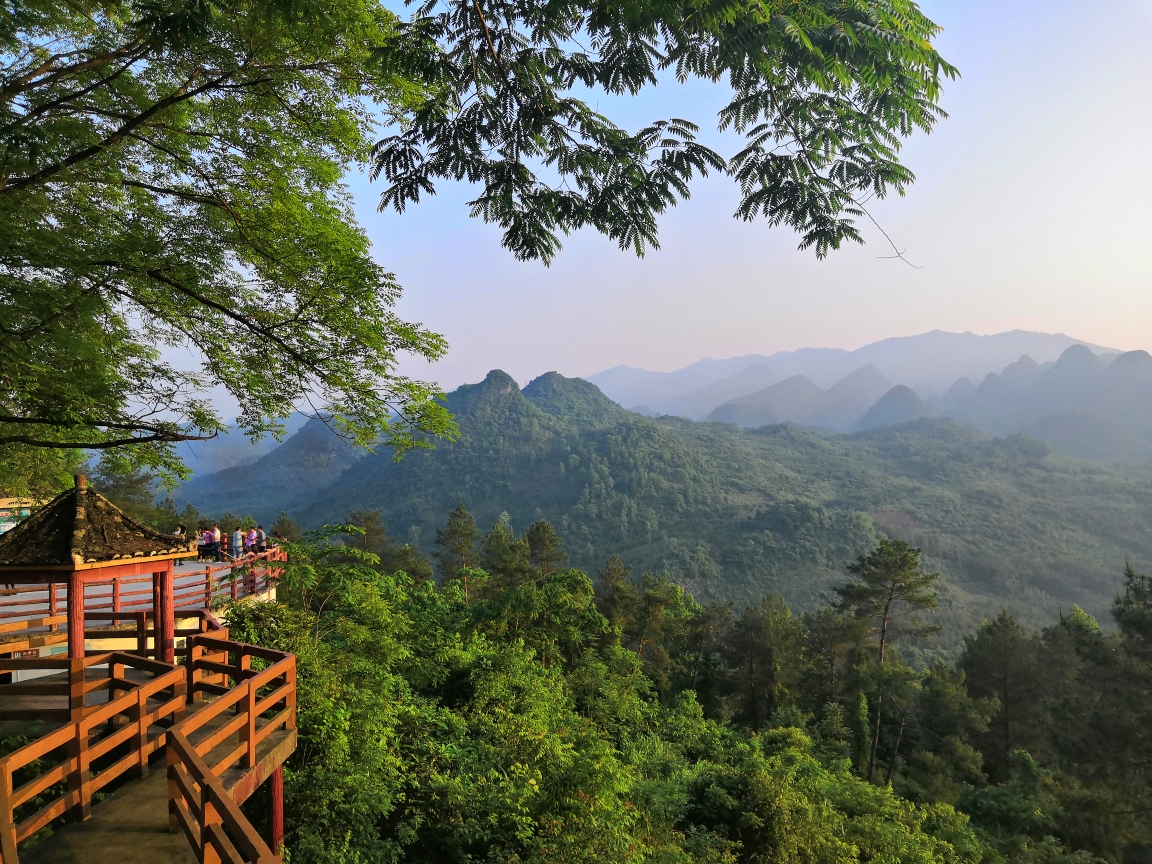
(168, 762, 202, 823)
(0, 708, 71, 722)
(210, 742, 247, 779)
(88, 749, 138, 795)
(0, 615, 67, 635)
(0, 681, 68, 696)
(254, 708, 293, 746)
(10, 759, 70, 809)
(169, 793, 201, 850)
(194, 713, 246, 760)
(85, 720, 138, 763)
(14, 786, 80, 842)
(0, 725, 74, 767)
(0, 657, 74, 670)
(194, 659, 250, 681)
(204, 821, 247, 864)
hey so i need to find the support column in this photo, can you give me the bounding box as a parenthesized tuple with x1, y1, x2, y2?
(67, 570, 85, 658)
(269, 764, 284, 853)
(159, 564, 175, 664)
(152, 572, 161, 659)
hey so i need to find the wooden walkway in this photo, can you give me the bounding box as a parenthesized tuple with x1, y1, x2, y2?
(2, 632, 295, 864)
(19, 771, 195, 864)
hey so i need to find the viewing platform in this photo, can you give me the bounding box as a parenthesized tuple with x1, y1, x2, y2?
(0, 478, 296, 864)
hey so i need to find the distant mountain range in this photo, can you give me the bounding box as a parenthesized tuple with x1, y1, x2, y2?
(175, 369, 1152, 643)
(589, 330, 1117, 419)
(176, 414, 310, 476)
(708, 365, 893, 431)
(176, 415, 361, 516)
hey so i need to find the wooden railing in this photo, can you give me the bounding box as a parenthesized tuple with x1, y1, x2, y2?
(0, 549, 285, 659)
(167, 634, 296, 864)
(0, 653, 187, 862)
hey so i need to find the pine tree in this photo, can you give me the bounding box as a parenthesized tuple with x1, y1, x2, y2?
(720, 595, 806, 730)
(478, 513, 533, 593)
(271, 512, 302, 542)
(434, 503, 479, 578)
(958, 609, 1045, 783)
(836, 539, 939, 782)
(525, 519, 568, 576)
(349, 509, 434, 582)
(595, 556, 638, 646)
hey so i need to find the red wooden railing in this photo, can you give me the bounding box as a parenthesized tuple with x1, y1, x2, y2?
(0, 550, 285, 659)
(167, 634, 296, 864)
(0, 550, 295, 864)
(0, 652, 187, 862)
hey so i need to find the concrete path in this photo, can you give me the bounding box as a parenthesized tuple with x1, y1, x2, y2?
(19, 770, 195, 864)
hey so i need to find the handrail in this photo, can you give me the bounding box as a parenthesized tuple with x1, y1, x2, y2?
(0, 653, 186, 863)
(0, 552, 295, 864)
(166, 634, 296, 864)
(0, 550, 285, 658)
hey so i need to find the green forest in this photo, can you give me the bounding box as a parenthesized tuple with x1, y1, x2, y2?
(222, 514, 1152, 864)
(178, 371, 1152, 647)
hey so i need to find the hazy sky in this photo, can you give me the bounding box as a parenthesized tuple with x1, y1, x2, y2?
(213, 0, 1146, 409)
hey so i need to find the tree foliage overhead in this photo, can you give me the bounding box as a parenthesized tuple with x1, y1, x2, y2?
(0, 0, 954, 490)
(0, 0, 454, 482)
(375, 0, 957, 261)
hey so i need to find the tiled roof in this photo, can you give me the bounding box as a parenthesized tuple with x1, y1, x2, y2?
(0, 483, 195, 567)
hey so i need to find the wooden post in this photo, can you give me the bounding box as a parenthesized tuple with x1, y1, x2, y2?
(67, 570, 84, 659)
(66, 712, 90, 821)
(270, 764, 284, 854)
(49, 581, 58, 632)
(189, 639, 203, 703)
(0, 762, 19, 864)
(159, 565, 175, 664)
(204, 566, 212, 608)
(152, 572, 161, 659)
(202, 784, 223, 864)
(68, 659, 85, 721)
(242, 656, 256, 768)
(136, 610, 148, 657)
(133, 685, 149, 779)
(112, 577, 121, 626)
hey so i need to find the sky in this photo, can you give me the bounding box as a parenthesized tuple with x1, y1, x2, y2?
(225, 0, 1152, 408)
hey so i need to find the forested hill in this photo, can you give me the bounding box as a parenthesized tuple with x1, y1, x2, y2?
(182, 370, 1152, 642)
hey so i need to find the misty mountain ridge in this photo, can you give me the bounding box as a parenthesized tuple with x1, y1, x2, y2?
(945, 346, 1152, 462)
(708, 364, 893, 432)
(176, 368, 1152, 645)
(590, 329, 1116, 419)
(176, 413, 310, 475)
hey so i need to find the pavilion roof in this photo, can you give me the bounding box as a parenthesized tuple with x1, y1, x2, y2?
(0, 482, 195, 567)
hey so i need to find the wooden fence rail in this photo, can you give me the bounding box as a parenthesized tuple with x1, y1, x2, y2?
(166, 634, 296, 864)
(0, 653, 186, 863)
(0, 550, 285, 659)
(0, 551, 294, 864)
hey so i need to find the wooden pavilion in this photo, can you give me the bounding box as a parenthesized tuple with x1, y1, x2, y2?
(0, 475, 195, 662)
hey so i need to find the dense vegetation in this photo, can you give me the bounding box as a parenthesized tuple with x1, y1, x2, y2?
(223, 521, 1152, 863)
(181, 371, 1152, 645)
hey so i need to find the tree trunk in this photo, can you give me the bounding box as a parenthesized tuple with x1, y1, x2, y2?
(885, 707, 908, 785)
(868, 606, 892, 783)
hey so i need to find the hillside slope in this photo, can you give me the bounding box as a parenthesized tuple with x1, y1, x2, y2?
(181, 371, 1152, 646)
(176, 417, 364, 520)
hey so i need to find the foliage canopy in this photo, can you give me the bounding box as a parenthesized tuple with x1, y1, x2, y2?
(0, 0, 954, 490)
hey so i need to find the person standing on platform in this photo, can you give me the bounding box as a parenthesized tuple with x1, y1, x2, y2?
(212, 524, 223, 561)
(256, 525, 267, 553)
